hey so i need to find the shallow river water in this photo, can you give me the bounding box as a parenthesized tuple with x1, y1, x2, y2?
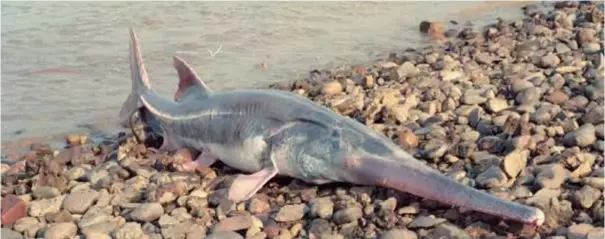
(1, 1, 530, 145)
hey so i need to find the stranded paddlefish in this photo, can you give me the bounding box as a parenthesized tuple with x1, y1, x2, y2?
(120, 28, 546, 226)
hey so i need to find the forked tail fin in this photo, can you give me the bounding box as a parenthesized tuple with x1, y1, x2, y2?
(118, 28, 152, 127)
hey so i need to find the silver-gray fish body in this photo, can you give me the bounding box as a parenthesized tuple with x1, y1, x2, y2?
(142, 85, 545, 226)
(145, 89, 344, 175)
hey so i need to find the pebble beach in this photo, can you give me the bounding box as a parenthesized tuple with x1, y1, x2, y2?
(1, 1, 604, 239)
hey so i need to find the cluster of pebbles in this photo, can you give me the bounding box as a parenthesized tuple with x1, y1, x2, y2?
(1, 2, 604, 239)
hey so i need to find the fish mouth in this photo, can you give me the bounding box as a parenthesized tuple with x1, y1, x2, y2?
(128, 106, 164, 149)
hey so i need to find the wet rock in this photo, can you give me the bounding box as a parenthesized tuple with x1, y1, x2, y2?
(310, 197, 334, 219)
(274, 204, 306, 222)
(332, 207, 362, 225)
(563, 124, 597, 147)
(62, 189, 100, 214)
(130, 203, 164, 222)
(45, 222, 78, 239)
(572, 185, 602, 209)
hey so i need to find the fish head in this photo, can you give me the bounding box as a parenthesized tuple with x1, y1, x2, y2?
(334, 118, 545, 227)
(281, 116, 545, 227)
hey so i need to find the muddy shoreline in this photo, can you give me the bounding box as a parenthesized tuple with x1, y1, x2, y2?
(1, 2, 604, 239)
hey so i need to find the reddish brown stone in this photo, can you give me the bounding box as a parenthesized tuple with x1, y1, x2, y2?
(264, 223, 281, 238)
(21, 151, 38, 161)
(419, 21, 447, 43)
(353, 65, 367, 75)
(65, 134, 87, 145)
(212, 215, 253, 232)
(248, 194, 271, 215)
(398, 130, 419, 148)
(4, 151, 21, 161)
(148, 181, 189, 204)
(172, 148, 194, 165)
(1, 194, 26, 225)
(1, 186, 15, 196)
(5, 161, 26, 174)
(195, 166, 217, 180)
(546, 91, 569, 105)
(53, 147, 77, 165)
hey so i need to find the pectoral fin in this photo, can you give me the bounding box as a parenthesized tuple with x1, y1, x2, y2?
(179, 151, 218, 172)
(227, 167, 278, 202)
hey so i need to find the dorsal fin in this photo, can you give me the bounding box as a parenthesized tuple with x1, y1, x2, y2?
(173, 56, 212, 101)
